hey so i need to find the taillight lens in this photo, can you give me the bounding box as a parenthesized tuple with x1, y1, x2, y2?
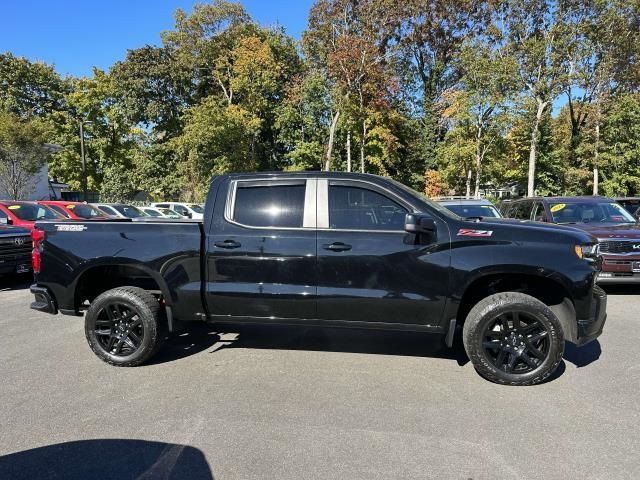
(32, 229, 45, 274)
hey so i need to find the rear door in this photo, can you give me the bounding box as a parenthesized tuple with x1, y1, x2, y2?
(206, 177, 317, 320)
(315, 178, 449, 325)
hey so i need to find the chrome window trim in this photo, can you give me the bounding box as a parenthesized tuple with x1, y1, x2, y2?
(224, 178, 316, 231)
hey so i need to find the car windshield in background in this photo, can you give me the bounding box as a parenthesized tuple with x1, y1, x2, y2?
(113, 205, 147, 218)
(68, 204, 104, 219)
(445, 204, 501, 218)
(188, 204, 204, 214)
(550, 201, 636, 224)
(143, 209, 162, 217)
(9, 204, 61, 221)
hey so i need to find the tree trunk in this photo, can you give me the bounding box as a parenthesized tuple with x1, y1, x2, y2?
(465, 168, 472, 199)
(360, 121, 367, 173)
(325, 110, 341, 171)
(346, 131, 352, 172)
(528, 100, 547, 197)
(474, 125, 483, 199)
(593, 101, 601, 195)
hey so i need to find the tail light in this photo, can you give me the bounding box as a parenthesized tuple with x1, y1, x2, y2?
(32, 228, 45, 274)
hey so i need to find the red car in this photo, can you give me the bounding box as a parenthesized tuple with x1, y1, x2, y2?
(0, 201, 64, 231)
(38, 201, 109, 220)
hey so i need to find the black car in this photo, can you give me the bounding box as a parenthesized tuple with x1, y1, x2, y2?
(0, 222, 31, 275)
(29, 173, 606, 385)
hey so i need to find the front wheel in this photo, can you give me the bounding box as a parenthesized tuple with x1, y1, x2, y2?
(85, 286, 164, 367)
(462, 292, 564, 386)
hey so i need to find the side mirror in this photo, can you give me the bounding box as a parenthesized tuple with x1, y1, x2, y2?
(405, 213, 436, 234)
(187, 212, 193, 219)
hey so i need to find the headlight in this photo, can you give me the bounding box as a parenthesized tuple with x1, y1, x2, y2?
(574, 244, 599, 260)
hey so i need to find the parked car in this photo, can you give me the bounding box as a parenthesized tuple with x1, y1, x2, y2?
(38, 201, 110, 220)
(502, 196, 640, 283)
(436, 197, 502, 219)
(30, 172, 606, 386)
(92, 203, 148, 219)
(614, 197, 640, 220)
(140, 207, 182, 219)
(151, 202, 204, 219)
(0, 221, 31, 275)
(0, 201, 64, 231)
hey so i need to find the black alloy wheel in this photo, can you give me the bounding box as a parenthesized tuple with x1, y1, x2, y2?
(481, 311, 550, 374)
(462, 292, 564, 386)
(85, 286, 164, 366)
(94, 302, 145, 357)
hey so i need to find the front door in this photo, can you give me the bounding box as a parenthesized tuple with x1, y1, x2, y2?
(206, 178, 317, 320)
(316, 179, 450, 326)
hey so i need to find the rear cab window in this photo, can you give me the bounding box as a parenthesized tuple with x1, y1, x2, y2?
(229, 181, 307, 228)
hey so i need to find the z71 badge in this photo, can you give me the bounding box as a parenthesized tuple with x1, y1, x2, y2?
(457, 228, 493, 237)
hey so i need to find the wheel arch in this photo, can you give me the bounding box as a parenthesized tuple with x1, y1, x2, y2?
(73, 263, 172, 312)
(456, 271, 577, 341)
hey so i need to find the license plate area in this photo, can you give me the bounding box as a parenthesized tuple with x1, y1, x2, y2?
(633, 261, 640, 273)
(16, 264, 30, 274)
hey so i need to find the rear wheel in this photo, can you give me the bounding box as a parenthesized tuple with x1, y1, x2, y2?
(463, 292, 564, 386)
(85, 286, 164, 367)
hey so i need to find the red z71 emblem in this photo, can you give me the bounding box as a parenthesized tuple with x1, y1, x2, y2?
(457, 228, 493, 237)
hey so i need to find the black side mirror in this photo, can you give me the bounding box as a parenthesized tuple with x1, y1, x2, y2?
(405, 213, 436, 234)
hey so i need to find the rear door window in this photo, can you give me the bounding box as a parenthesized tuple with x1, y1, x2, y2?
(232, 182, 306, 228)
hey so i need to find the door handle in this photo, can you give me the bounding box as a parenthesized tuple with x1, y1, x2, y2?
(322, 242, 352, 252)
(214, 239, 241, 249)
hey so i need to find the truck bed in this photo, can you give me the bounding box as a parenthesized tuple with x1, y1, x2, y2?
(34, 219, 204, 321)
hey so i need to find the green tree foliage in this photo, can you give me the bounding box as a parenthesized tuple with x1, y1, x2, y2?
(1, 0, 640, 202)
(0, 110, 51, 199)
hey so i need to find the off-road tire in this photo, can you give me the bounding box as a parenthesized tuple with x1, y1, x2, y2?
(85, 286, 165, 367)
(463, 292, 564, 386)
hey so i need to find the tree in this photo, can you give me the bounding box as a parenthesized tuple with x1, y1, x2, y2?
(0, 110, 50, 199)
(390, 0, 488, 169)
(0, 52, 65, 118)
(502, 0, 567, 196)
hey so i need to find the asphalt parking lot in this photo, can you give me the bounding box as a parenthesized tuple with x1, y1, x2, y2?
(0, 278, 639, 480)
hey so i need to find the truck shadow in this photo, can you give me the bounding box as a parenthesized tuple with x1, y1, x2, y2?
(600, 284, 639, 295)
(152, 323, 600, 380)
(0, 273, 32, 292)
(0, 439, 214, 480)
(152, 322, 469, 367)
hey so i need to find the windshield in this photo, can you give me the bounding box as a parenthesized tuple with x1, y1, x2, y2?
(143, 208, 162, 217)
(113, 205, 147, 218)
(159, 208, 180, 217)
(445, 204, 501, 218)
(67, 204, 105, 219)
(7, 203, 62, 221)
(188, 204, 204, 214)
(550, 201, 636, 224)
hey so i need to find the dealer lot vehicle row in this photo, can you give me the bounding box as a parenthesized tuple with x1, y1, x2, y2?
(29, 172, 606, 385)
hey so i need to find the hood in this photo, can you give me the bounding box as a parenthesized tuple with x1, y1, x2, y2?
(567, 222, 640, 239)
(459, 217, 596, 244)
(0, 225, 31, 235)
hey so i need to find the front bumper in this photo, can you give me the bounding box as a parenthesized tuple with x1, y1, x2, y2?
(30, 285, 57, 314)
(597, 272, 640, 284)
(575, 284, 607, 346)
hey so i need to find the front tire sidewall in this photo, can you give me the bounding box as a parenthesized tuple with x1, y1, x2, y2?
(85, 287, 161, 367)
(463, 293, 564, 386)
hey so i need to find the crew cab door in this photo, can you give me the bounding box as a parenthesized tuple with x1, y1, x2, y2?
(315, 179, 450, 326)
(206, 177, 317, 320)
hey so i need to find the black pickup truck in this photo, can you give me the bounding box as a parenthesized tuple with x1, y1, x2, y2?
(29, 172, 607, 385)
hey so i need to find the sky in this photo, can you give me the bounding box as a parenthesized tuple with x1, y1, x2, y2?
(1, 0, 315, 77)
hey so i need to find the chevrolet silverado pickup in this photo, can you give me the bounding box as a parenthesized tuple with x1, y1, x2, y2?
(29, 173, 607, 385)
